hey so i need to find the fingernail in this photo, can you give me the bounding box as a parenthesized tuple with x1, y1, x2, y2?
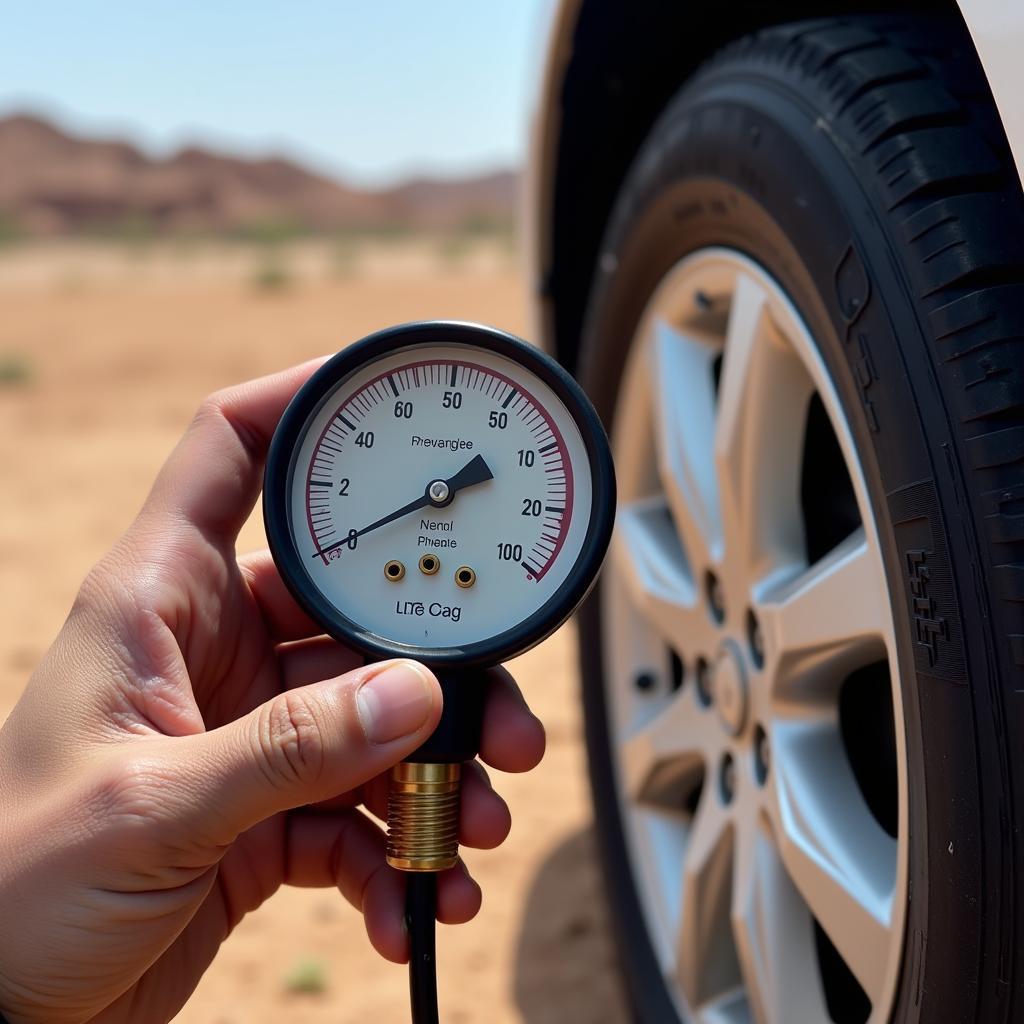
(357, 661, 434, 744)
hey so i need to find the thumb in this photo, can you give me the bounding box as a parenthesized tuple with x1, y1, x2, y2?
(172, 659, 441, 843)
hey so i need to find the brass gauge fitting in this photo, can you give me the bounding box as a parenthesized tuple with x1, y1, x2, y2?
(418, 554, 440, 575)
(455, 565, 476, 588)
(386, 762, 461, 871)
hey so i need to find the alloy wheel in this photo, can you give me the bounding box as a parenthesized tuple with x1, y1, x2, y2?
(602, 248, 908, 1024)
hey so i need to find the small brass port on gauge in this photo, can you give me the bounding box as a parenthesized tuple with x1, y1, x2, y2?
(384, 559, 406, 582)
(455, 565, 476, 589)
(418, 554, 440, 575)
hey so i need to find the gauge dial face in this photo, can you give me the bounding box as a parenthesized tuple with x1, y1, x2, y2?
(281, 340, 595, 651)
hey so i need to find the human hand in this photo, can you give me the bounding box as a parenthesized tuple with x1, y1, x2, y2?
(0, 361, 545, 1024)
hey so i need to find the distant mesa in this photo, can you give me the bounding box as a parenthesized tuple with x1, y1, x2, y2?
(0, 114, 518, 238)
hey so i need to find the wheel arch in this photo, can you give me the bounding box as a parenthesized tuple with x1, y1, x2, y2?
(529, 0, 1003, 374)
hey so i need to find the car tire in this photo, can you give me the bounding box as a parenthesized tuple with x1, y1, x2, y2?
(576, 15, 1024, 1024)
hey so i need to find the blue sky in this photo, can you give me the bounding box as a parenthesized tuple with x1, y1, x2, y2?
(0, 1, 549, 186)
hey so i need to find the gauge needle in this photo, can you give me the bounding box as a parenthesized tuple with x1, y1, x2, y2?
(314, 453, 493, 558)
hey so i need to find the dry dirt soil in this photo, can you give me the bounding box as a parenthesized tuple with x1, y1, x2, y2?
(0, 242, 629, 1023)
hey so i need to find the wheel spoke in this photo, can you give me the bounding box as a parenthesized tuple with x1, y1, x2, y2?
(713, 272, 813, 577)
(619, 687, 710, 804)
(772, 719, 897, 1003)
(612, 497, 710, 650)
(648, 316, 722, 567)
(757, 528, 890, 705)
(698, 988, 752, 1024)
(731, 823, 827, 1024)
(677, 794, 740, 1007)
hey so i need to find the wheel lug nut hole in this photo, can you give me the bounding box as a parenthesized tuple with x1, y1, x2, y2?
(746, 608, 765, 668)
(634, 671, 656, 693)
(704, 571, 725, 625)
(669, 650, 685, 692)
(754, 724, 770, 785)
(418, 555, 440, 575)
(719, 753, 736, 805)
(384, 559, 406, 581)
(695, 657, 713, 707)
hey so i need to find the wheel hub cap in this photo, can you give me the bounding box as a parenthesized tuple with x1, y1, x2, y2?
(712, 642, 747, 736)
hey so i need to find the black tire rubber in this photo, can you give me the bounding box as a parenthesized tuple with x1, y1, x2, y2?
(575, 14, 1024, 1024)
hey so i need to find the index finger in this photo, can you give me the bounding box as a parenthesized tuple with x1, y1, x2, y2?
(479, 668, 546, 773)
(143, 357, 327, 543)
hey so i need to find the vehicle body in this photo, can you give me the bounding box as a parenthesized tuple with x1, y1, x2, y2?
(528, 3, 1024, 1023)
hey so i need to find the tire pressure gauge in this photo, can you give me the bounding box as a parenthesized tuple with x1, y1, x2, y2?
(265, 320, 614, 666)
(264, 321, 615, 1022)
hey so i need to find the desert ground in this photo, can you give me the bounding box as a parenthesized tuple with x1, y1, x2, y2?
(0, 239, 629, 1023)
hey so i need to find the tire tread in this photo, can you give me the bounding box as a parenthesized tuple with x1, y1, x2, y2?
(699, 17, 1024, 682)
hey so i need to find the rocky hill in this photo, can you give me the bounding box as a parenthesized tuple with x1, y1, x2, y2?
(0, 114, 518, 236)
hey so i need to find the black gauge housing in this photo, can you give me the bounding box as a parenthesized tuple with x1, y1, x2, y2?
(263, 320, 616, 670)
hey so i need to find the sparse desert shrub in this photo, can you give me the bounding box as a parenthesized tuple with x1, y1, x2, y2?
(0, 213, 24, 248)
(331, 236, 360, 278)
(251, 248, 293, 291)
(436, 233, 471, 268)
(233, 218, 304, 245)
(0, 354, 32, 386)
(282, 956, 328, 995)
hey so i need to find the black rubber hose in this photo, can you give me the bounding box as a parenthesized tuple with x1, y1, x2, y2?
(406, 873, 439, 1024)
